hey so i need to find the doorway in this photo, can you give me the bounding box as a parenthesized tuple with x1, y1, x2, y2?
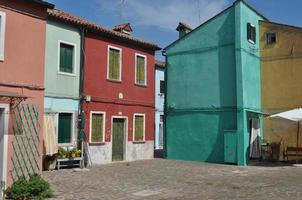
(0, 104, 9, 191)
(249, 118, 261, 159)
(112, 118, 126, 161)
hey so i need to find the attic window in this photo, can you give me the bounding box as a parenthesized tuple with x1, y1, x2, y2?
(266, 32, 276, 45)
(247, 23, 256, 44)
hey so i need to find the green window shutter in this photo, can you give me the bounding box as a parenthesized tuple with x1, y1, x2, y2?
(58, 113, 72, 144)
(134, 115, 144, 141)
(91, 113, 104, 143)
(136, 56, 146, 85)
(108, 48, 120, 80)
(59, 43, 74, 73)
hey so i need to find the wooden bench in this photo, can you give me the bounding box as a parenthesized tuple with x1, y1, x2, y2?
(56, 157, 84, 170)
(284, 147, 302, 161)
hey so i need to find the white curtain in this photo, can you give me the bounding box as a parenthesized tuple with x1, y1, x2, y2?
(249, 118, 261, 159)
(43, 114, 58, 155)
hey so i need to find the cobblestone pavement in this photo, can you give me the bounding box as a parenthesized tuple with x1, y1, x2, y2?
(43, 159, 302, 200)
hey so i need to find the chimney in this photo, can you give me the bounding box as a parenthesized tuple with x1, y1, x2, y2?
(176, 22, 192, 38)
(113, 23, 133, 35)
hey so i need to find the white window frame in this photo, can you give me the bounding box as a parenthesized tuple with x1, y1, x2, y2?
(0, 104, 9, 188)
(247, 23, 256, 44)
(0, 11, 6, 61)
(56, 111, 75, 146)
(89, 111, 106, 144)
(107, 45, 122, 81)
(57, 40, 77, 76)
(135, 53, 147, 86)
(133, 113, 146, 142)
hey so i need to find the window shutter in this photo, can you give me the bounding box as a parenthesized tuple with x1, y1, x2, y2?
(160, 80, 165, 94)
(134, 116, 144, 141)
(136, 56, 146, 85)
(91, 114, 104, 143)
(109, 48, 120, 80)
(59, 43, 74, 73)
(58, 113, 72, 144)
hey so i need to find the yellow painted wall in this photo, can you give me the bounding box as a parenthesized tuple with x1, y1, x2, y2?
(260, 21, 302, 160)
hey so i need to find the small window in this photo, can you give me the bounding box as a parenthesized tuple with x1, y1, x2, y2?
(133, 114, 145, 142)
(58, 113, 73, 144)
(59, 42, 75, 74)
(247, 23, 256, 44)
(90, 112, 105, 143)
(135, 54, 147, 85)
(0, 11, 6, 61)
(160, 80, 165, 94)
(108, 46, 121, 81)
(266, 32, 276, 45)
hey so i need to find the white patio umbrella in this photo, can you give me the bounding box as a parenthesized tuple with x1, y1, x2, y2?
(270, 108, 302, 164)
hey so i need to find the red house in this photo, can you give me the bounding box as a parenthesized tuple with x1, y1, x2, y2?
(47, 10, 160, 164)
(83, 24, 160, 164)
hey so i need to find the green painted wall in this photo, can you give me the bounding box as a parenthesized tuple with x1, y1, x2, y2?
(44, 20, 81, 98)
(165, 1, 264, 165)
(234, 1, 263, 165)
(165, 7, 237, 164)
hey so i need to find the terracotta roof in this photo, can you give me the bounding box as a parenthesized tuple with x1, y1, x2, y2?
(27, 0, 54, 8)
(113, 23, 133, 32)
(176, 22, 193, 31)
(155, 60, 165, 68)
(47, 9, 161, 51)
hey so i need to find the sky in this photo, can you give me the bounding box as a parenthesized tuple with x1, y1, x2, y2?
(47, 0, 302, 60)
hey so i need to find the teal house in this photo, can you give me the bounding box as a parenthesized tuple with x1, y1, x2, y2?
(164, 0, 267, 166)
(43, 9, 81, 149)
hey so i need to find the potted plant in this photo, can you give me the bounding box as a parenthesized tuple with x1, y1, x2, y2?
(44, 154, 57, 170)
(58, 148, 67, 159)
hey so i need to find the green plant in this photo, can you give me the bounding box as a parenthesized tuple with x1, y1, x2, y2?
(58, 147, 67, 159)
(5, 174, 53, 200)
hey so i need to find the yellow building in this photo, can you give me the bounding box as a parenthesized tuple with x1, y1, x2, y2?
(260, 21, 302, 161)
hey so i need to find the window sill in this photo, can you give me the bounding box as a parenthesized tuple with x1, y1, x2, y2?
(107, 79, 122, 83)
(248, 39, 255, 45)
(89, 142, 106, 146)
(58, 71, 76, 77)
(58, 143, 74, 147)
(132, 141, 146, 144)
(135, 83, 147, 88)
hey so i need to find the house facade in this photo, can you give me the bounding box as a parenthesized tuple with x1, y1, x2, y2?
(154, 60, 165, 153)
(44, 9, 81, 150)
(260, 21, 302, 161)
(164, 0, 265, 166)
(83, 26, 160, 164)
(0, 0, 53, 188)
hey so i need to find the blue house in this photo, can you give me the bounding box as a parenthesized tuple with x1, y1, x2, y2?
(154, 60, 165, 156)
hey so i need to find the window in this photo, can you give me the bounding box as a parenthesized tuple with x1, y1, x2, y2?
(247, 23, 256, 44)
(59, 42, 75, 74)
(135, 54, 147, 85)
(90, 112, 105, 143)
(58, 113, 73, 144)
(133, 114, 145, 142)
(0, 11, 6, 61)
(108, 46, 121, 81)
(160, 80, 165, 94)
(266, 32, 276, 45)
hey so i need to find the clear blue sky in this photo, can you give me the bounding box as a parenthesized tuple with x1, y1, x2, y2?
(47, 0, 302, 60)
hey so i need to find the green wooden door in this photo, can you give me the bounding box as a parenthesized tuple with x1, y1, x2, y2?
(112, 118, 125, 161)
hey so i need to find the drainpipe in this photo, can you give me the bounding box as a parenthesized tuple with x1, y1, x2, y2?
(162, 49, 167, 158)
(78, 26, 86, 142)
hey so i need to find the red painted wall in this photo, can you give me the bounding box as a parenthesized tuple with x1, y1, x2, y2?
(0, 0, 47, 186)
(83, 34, 155, 142)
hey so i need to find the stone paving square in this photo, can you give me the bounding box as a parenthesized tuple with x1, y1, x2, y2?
(43, 159, 302, 200)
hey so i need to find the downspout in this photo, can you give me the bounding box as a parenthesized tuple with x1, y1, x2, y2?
(78, 26, 86, 143)
(162, 49, 167, 158)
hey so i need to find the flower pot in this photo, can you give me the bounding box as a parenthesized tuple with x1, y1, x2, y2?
(45, 159, 56, 170)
